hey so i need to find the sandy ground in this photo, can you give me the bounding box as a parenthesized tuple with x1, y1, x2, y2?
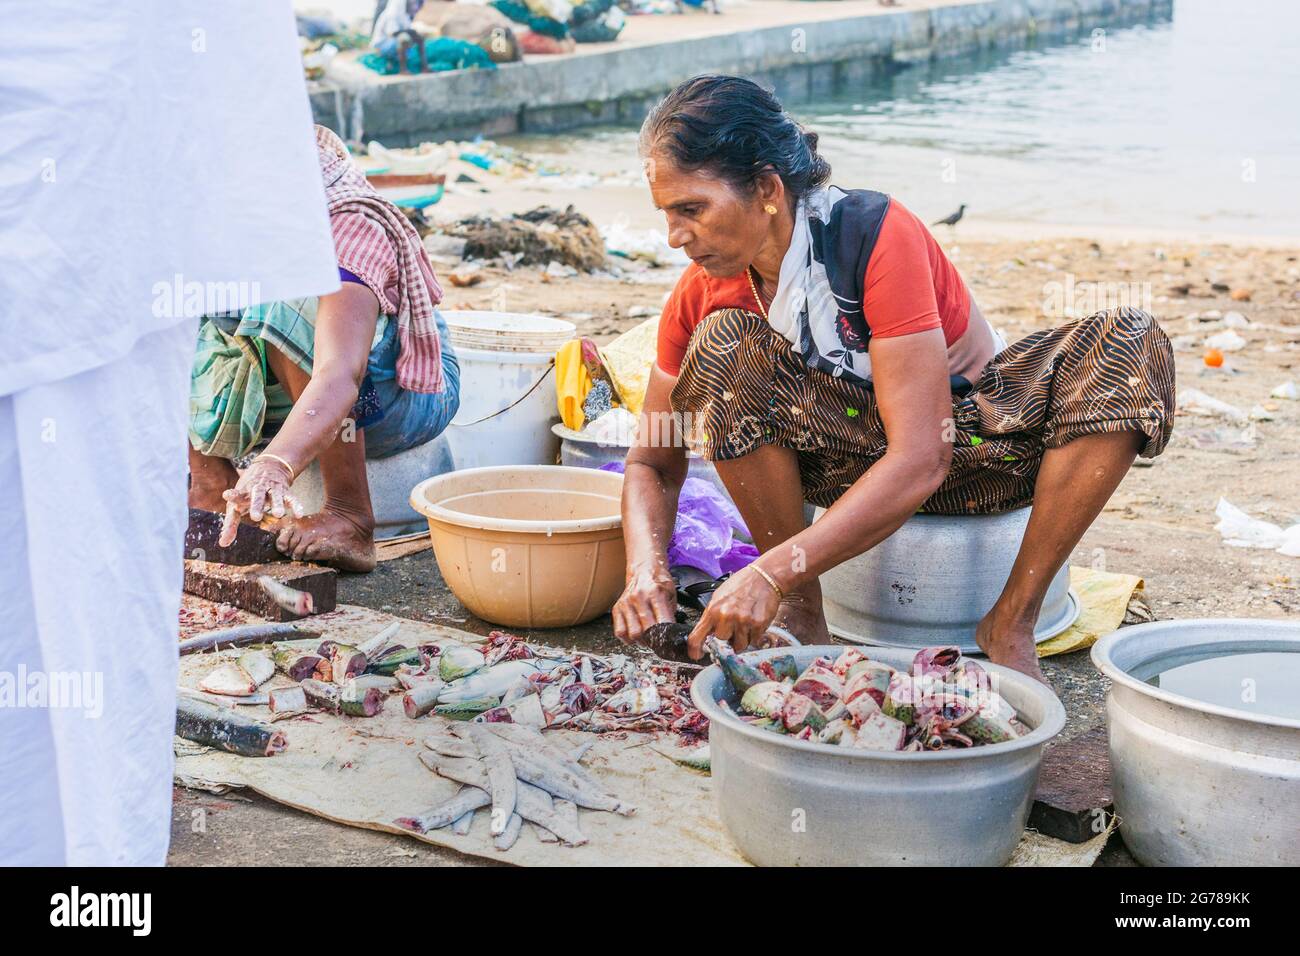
(168, 157, 1300, 867)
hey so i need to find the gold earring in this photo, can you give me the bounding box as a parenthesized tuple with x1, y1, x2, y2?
(764, 204, 777, 215)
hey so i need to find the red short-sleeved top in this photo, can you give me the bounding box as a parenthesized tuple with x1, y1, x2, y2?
(656, 199, 970, 376)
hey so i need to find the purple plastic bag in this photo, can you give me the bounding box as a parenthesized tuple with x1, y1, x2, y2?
(600, 462, 757, 578)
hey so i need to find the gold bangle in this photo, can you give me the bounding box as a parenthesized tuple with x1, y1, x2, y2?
(256, 452, 296, 481)
(750, 564, 784, 601)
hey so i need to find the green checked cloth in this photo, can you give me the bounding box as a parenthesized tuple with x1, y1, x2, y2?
(188, 299, 321, 461)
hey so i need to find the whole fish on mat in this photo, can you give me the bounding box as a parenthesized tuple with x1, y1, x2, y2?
(176, 695, 287, 757)
(441, 725, 631, 811)
(415, 753, 589, 846)
(178, 622, 318, 657)
(466, 724, 517, 836)
(394, 785, 491, 833)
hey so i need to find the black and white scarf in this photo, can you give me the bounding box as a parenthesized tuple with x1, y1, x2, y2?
(766, 186, 891, 387)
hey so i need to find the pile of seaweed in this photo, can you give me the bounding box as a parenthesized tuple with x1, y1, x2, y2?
(443, 205, 606, 271)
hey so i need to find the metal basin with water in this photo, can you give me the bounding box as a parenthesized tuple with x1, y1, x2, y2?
(817, 507, 1080, 654)
(1091, 619, 1300, 866)
(691, 644, 1066, 866)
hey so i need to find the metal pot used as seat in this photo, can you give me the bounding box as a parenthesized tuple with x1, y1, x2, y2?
(817, 506, 1080, 654)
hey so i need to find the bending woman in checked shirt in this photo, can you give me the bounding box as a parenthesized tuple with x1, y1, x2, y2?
(187, 126, 460, 572)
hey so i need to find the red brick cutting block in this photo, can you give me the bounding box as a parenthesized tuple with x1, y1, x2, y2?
(183, 560, 337, 622)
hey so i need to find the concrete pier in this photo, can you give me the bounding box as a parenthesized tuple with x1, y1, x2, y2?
(311, 0, 1172, 144)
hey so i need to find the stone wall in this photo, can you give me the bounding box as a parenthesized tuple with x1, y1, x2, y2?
(311, 0, 1172, 145)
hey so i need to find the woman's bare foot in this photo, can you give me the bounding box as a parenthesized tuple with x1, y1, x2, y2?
(274, 507, 376, 573)
(188, 452, 238, 512)
(974, 610, 1047, 683)
(770, 589, 832, 645)
(188, 481, 229, 513)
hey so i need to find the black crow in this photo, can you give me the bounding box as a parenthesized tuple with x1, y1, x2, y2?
(932, 204, 967, 227)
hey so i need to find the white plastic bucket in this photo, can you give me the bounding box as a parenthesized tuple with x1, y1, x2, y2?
(443, 311, 575, 471)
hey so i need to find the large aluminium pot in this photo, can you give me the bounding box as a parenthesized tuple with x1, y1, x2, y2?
(817, 506, 1080, 654)
(691, 644, 1066, 866)
(1091, 618, 1300, 866)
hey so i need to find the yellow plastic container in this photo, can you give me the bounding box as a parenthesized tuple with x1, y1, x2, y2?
(410, 465, 626, 628)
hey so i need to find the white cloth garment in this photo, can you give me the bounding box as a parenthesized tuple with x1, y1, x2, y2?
(371, 0, 415, 45)
(0, 1, 339, 397)
(0, 2, 338, 865)
(0, 322, 193, 866)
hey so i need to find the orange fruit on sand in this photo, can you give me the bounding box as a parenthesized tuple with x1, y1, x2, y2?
(1204, 348, 1224, 368)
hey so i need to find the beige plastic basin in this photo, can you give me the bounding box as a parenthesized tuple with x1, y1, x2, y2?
(410, 465, 626, 628)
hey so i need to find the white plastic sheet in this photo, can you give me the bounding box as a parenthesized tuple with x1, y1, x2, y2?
(1214, 498, 1300, 558)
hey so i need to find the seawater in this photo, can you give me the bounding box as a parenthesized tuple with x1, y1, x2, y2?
(521, 0, 1300, 237)
(798, 0, 1300, 236)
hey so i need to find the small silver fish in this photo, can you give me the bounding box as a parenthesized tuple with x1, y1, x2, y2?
(496, 740, 634, 816)
(419, 755, 588, 846)
(494, 811, 523, 851)
(394, 785, 490, 833)
(481, 723, 605, 791)
(423, 736, 479, 760)
(466, 724, 517, 837)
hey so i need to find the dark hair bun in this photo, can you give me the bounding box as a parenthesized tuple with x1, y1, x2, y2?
(639, 74, 831, 205)
(803, 130, 832, 190)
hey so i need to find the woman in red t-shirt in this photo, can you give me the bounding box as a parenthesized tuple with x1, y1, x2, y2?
(614, 75, 1175, 680)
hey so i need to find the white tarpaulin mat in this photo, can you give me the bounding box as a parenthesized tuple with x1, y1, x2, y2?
(176, 605, 745, 866)
(175, 604, 1108, 867)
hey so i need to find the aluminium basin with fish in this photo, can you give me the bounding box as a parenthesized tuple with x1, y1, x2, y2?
(708, 639, 1029, 752)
